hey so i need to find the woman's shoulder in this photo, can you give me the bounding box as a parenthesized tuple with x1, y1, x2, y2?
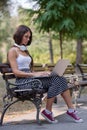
(8, 47, 18, 56)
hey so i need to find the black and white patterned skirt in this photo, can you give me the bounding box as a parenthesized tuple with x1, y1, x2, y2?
(15, 69, 68, 99)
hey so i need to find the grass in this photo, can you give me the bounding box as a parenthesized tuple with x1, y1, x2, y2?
(0, 76, 6, 106)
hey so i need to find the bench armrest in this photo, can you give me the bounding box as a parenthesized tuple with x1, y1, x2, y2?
(14, 88, 33, 92)
(8, 79, 43, 90)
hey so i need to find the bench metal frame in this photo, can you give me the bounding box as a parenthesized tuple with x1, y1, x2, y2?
(76, 64, 87, 98)
(0, 63, 46, 125)
(0, 62, 81, 125)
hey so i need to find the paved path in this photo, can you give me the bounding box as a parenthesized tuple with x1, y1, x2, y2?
(0, 95, 87, 130)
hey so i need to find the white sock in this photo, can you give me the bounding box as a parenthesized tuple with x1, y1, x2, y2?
(45, 109, 51, 114)
(68, 108, 75, 113)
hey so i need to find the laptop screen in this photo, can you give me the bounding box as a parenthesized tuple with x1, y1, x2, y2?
(52, 59, 70, 76)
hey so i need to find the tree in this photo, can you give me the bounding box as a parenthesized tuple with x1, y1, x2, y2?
(48, 31, 54, 63)
(29, 0, 87, 62)
(0, 0, 18, 62)
(0, 0, 12, 46)
(0, 0, 10, 15)
(18, 7, 54, 63)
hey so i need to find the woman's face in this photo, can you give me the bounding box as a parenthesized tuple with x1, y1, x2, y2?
(21, 31, 31, 45)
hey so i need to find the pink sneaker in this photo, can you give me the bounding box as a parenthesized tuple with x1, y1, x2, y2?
(67, 110, 83, 123)
(41, 110, 58, 123)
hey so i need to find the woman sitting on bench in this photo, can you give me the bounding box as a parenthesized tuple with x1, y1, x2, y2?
(7, 25, 83, 124)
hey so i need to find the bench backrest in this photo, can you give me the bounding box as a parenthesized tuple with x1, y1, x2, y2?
(0, 63, 15, 81)
(0, 63, 45, 80)
(44, 63, 75, 75)
(0, 63, 75, 81)
(76, 64, 87, 80)
(64, 64, 75, 75)
(33, 63, 45, 71)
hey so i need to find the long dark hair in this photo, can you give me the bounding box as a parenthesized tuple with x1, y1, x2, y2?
(13, 25, 32, 46)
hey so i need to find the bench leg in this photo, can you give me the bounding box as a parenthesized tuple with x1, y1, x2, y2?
(34, 94, 42, 124)
(77, 86, 85, 98)
(0, 99, 19, 126)
(36, 104, 41, 124)
(73, 87, 80, 108)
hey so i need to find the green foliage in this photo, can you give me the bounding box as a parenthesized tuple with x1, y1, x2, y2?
(1, 0, 87, 64)
(63, 40, 76, 64)
(0, 15, 18, 62)
(31, 0, 87, 38)
(28, 36, 76, 64)
(0, 0, 11, 16)
(29, 0, 87, 62)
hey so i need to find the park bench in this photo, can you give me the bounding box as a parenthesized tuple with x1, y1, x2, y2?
(0, 63, 47, 125)
(33, 63, 45, 71)
(75, 64, 87, 98)
(45, 63, 75, 75)
(0, 62, 79, 125)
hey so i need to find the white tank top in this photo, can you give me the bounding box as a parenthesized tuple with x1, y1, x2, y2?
(16, 54, 32, 70)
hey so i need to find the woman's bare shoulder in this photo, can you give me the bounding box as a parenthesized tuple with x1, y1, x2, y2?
(8, 47, 17, 56)
(9, 46, 18, 52)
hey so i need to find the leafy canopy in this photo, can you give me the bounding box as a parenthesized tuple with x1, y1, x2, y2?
(30, 0, 87, 37)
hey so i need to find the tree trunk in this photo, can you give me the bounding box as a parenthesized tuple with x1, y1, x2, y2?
(76, 38, 83, 64)
(48, 32, 54, 63)
(59, 31, 63, 59)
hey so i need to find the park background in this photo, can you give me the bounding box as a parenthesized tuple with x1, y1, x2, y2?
(0, 0, 87, 65)
(0, 0, 87, 122)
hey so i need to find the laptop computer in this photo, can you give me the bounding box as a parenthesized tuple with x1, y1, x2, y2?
(34, 59, 70, 78)
(51, 59, 70, 76)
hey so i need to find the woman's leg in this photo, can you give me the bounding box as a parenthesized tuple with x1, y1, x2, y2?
(42, 89, 83, 123)
(41, 96, 58, 123)
(41, 76, 83, 123)
(45, 89, 74, 111)
(46, 97, 55, 112)
(61, 89, 74, 109)
(61, 89, 83, 123)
